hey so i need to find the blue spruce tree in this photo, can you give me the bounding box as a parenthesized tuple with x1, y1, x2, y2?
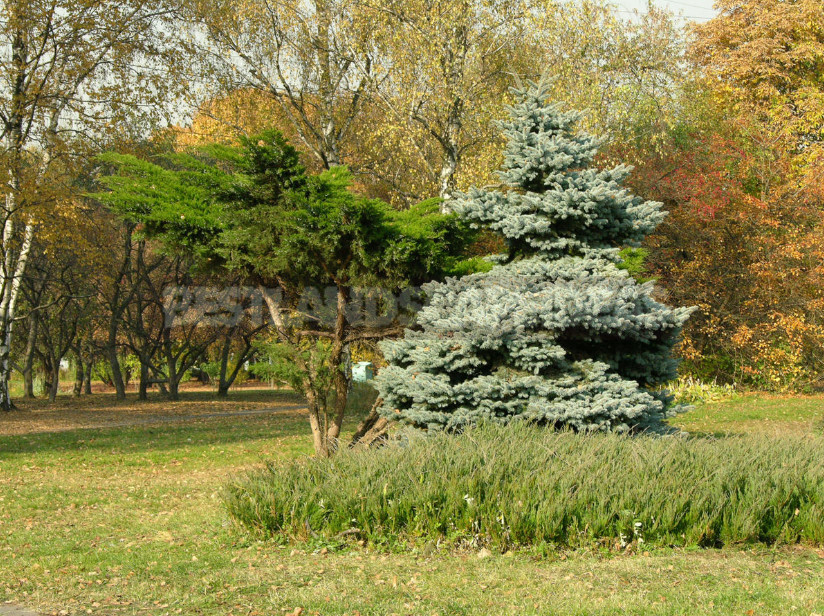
(375, 81, 694, 432)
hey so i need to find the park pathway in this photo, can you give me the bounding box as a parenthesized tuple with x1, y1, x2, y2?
(0, 605, 37, 616)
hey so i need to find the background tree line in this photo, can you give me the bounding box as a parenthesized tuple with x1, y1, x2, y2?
(2, 0, 823, 418)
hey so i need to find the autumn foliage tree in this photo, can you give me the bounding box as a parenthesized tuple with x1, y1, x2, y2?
(693, 0, 824, 176)
(0, 0, 184, 410)
(622, 0, 824, 390)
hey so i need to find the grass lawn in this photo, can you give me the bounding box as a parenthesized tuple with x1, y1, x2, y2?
(671, 392, 824, 436)
(2, 389, 824, 615)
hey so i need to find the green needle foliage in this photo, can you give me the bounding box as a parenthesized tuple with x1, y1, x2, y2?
(92, 130, 480, 455)
(225, 423, 824, 550)
(93, 149, 230, 262)
(94, 132, 477, 282)
(376, 81, 695, 432)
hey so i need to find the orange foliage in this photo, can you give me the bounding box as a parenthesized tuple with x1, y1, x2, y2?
(628, 114, 824, 390)
(612, 0, 824, 391)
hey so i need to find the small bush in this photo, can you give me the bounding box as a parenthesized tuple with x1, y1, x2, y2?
(224, 424, 824, 550)
(664, 376, 739, 405)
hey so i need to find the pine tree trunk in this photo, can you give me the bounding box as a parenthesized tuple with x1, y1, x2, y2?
(305, 389, 330, 457)
(349, 398, 390, 449)
(323, 287, 351, 452)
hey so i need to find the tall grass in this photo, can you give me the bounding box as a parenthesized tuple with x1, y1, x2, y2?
(224, 424, 824, 550)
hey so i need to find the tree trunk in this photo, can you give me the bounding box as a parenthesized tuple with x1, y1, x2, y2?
(316, 0, 341, 171)
(349, 398, 390, 450)
(435, 28, 466, 207)
(0, 222, 34, 411)
(83, 358, 93, 395)
(165, 357, 180, 401)
(22, 364, 34, 399)
(305, 389, 330, 457)
(42, 356, 53, 400)
(45, 353, 60, 402)
(51, 358, 60, 402)
(0, 377, 13, 410)
(0, 26, 35, 412)
(106, 342, 126, 400)
(49, 375, 59, 402)
(218, 327, 262, 397)
(259, 284, 345, 457)
(323, 286, 350, 452)
(166, 381, 179, 400)
(438, 146, 458, 203)
(104, 225, 135, 401)
(0, 337, 16, 411)
(21, 315, 37, 398)
(72, 357, 84, 397)
(217, 334, 232, 397)
(138, 361, 149, 401)
(167, 380, 179, 401)
(436, 95, 462, 206)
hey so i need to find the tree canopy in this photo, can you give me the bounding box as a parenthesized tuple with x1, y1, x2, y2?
(94, 129, 479, 454)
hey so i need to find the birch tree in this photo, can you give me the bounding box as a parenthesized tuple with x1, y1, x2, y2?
(188, 0, 386, 170)
(0, 0, 181, 410)
(366, 0, 550, 203)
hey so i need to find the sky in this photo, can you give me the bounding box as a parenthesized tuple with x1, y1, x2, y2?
(611, 0, 718, 22)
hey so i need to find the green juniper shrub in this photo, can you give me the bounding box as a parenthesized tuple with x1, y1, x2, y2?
(93, 131, 483, 456)
(224, 423, 824, 551)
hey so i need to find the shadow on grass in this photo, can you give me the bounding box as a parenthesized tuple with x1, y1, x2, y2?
(0, 392, 376, 459)
(13, 387, 302, 412)
(0, 410, 312, 458)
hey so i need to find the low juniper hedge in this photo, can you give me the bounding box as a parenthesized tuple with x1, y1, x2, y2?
(224, 424, 824, 550)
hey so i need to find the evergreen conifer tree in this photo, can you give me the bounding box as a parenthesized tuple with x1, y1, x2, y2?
(375, 81, 694, 432)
